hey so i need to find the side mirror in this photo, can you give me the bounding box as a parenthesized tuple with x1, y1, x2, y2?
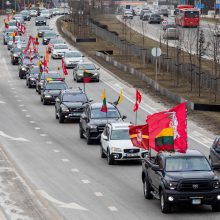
(152, 165, 162, 172)
(56, 34, 59, 37)
(81, 115, 87, 120)
(82, 55, 85, 57)
(122, 115, 127, 120)
(97, 67, 100, 70)
(102, 135, 108, 141)
(89, 98, 93, 102)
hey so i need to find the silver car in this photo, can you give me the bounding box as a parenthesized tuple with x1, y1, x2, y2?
(63, 51, 84, 68)
(51, 44, 69, 59)
(73, 62, 100, 82)
(163, 27, 179, 40)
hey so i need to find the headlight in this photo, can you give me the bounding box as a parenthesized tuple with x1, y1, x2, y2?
(78, 72, 83, 76)
(111, 147, 122, 153)
(45, 94, 52, 98)
(62, 106, 69, 112)
(213, 181, 220, 189)
(93, 72, 98, 76)
(13, 54, 18, 57)
(167, 181, 178, 190)
(90, 125, 97, 129)
(21, 67, 26, 71)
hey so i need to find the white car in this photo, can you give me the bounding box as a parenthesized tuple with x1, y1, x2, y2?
(41, 10, 51, 19)
(30, 9, 38, 17)
(51, 44, 69, 59)
(100, 122, 148, 165)
(63, 51, 84, 68)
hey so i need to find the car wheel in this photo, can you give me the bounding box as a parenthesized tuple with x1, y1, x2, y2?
(28, 82, 31, 88)
(212, 204, 220, 212)
(100, 144, 106, 158)
(96, 78, 100, 82)
(160, 191, 171, 213)
(59, 113, 64, 123)
(43, 98, 47, 105)
(86, 130, 92, 145)
(79, 125, 84, 139)
(143, 176, 153, 199)
(55, 109, 58, 119)
(107, 150, 114, 165)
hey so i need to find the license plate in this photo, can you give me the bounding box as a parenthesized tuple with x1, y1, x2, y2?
(71, 113, 81, 116)
(192, 199, 201, 205)
(126, 153, 138, 157)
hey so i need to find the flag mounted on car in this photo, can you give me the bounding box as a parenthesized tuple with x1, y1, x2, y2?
(83, 70, 93, 83)
(101, 90, 107, 113)
(61, 58, 68, 76)
(129, 124, 149, 150)
(114, 89, 123, 106)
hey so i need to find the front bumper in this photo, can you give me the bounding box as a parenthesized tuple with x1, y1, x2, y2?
(77, 75, 99, 81)
(43, 39, 50, 45)
(36, 22, 46, 26)
(65, 62, 78, 68)
(110, 152, 147, 160)
(29, 79, 37, 86)
(52, 53, 64, 59)
(43, 95, 58, 103)
(164, 189, 220, 205)
(11, 56, 19, 64)
(62, 111, 83, 119)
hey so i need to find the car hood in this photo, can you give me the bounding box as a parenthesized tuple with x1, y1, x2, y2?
(165, 171, 216, 181)
(109, 140, 136, 149)
(54, 49, 69, 53)
(64, 57, 82, 62)
(62, 102, 84, 108)
(90, 118, 119, 126)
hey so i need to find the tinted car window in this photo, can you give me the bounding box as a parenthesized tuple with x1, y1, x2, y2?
(91, 108, 120, 119)
(45, 83, 67, 90)
(63, 93, 87, 102)
(111, 129, 130, 140)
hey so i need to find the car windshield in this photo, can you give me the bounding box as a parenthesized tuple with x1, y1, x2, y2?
(36, 17, 45, 21)
(65, 51, 81, 58)
(63, 93, 87, 102)
(91, 108, 120, 119)
(44, 32, 56, 38)
(22, 57, 38, 65)
(50, 39, 63, 44)
(165, 157, 211, 172)
(78, 64, 96, 70)
(111, 129, 130, 140)
(54, 45, 68, 49)
(185, 11, 199, 18)
(45, 83, 67, 90)
(31, 68, 40, 74)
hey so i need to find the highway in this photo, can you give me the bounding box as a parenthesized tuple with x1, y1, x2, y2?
(0, 14, 219, 220)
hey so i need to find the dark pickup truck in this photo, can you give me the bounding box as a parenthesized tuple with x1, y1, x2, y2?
(142, 150, 220, 213)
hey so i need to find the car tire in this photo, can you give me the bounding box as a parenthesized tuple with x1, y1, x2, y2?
(86, 130, 92, 145)
(28, 82, 31, 88)
(79, 125, 84, 139)
(100, 144, 106, 158)
(160, 191, 171, 213)
(96, 78, 100, 82)
(59, 113, 64, 123)
(143, 176, 153, 199)
(107, 150, 114, 165)
(55, 109, 58, 119)
(43, 98, 47, 105)
(212, 204, 220, 212)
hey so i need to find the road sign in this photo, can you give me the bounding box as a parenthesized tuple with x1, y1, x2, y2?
(216, 4, 220, 9)
(151, 47, 161, 57)
(196, 3, 205, 9)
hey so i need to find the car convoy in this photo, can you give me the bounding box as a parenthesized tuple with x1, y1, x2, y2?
(2, 6, 220, 214)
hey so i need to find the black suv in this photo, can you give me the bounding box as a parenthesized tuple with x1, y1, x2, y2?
(26, 66, 40, 88)
(41, 80, 68, 105)
(79, 102, 126, 144)
(142, 150, 220, 213)
(55, 89, 91, 123)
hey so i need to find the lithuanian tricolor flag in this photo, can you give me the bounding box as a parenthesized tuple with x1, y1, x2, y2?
(83, 70, 93, 83)
(101, 90, 107, 112)
(155, 127, 174, 151)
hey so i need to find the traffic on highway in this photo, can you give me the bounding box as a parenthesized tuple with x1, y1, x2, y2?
(0, 1, 219, 219)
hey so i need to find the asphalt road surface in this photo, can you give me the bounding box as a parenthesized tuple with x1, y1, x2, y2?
(0, 15, 219, 220)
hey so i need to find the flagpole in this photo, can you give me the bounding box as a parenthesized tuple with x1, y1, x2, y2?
(135, 110, 138, 125)
(83, 81, 85, 93)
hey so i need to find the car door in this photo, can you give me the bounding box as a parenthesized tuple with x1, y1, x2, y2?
(81, 105, 89, 132)
(55, 92, 62, 114)
(101, 125, 110, 153)
(211, 138, 220, 165)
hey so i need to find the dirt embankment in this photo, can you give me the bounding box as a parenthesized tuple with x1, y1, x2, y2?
(57, 16, 220, 135)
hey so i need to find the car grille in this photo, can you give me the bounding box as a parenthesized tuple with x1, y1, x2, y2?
(124, 149, 140, 153)
(69, 107, 84, 112)
(97, 126, 105, 132)
(179, 179, 211, 192)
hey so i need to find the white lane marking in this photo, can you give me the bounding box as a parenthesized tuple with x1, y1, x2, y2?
(102, 79, 211, 149)
(17, 100, 22, 102)
(81, 180, 90, 184)
(13, 91, 16, 93)
(34, 127, 41, 130)
(22, 109, 27, 112)
(14, 95, 18, 98)
(108, 206, 118, 212)
(11, 88, 15, 90)
(25, 115, 31, 117)
(0, 131, 29, 142)
(46, 141, 53, 144)
(61, 158, 69, 162)
(94, 192, 103, 197)
(40, 134, 47, 137)
(29, 121, 35, 123)
(19, 105, 24, 107)
(53, 149, 60, 153)
(0, 101, 6, 104)
(71, 168, 79, 172)
(37, 190, 88, 211)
